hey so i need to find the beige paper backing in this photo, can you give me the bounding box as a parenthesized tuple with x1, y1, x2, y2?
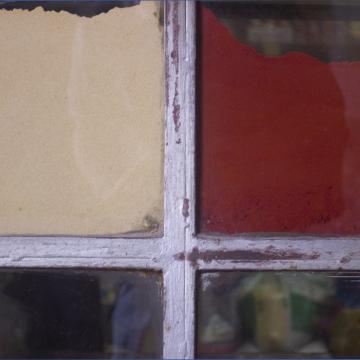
(0, 2, 163, 235)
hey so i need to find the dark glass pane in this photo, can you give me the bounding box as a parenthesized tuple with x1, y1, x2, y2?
(0, 269, 162, 358)
(197, 271, 360, 358)
(198, 1, 360, 235)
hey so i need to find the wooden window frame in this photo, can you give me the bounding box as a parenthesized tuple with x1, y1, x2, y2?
(0, 1, 358, 358)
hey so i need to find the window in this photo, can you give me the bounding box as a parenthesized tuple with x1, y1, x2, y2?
(0, 1, 359, 358)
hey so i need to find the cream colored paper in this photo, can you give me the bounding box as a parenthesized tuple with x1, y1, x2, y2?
(0, 2, 163, 235)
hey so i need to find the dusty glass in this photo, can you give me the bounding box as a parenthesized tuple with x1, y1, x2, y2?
(0, 269, 162, 358)
(198, 1, 360, 235)
(198, 271, 360, 358)
(0, 1, 163, 235)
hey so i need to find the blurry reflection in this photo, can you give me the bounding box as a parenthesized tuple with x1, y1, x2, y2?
(205, 1, 360, 62)
(0, 270, 162, 359)
(110, 277, 161, 358)
(198, 272, 360, 358)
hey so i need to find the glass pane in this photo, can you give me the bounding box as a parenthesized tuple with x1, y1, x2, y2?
(0, 269, 162, 358)
(198, 271, 360, 358)
(198, 1, 360, 235)
(0, 1, 163, 235)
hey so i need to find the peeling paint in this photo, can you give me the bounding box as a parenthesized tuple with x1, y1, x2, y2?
(184, 246, 320, 267)
(173, 252, 185, 261)
(340, 254, 352, 264)
(164, 3, 171, 109)
(171, 3, 179, 74)
(170, 2, 180, 133)
(173, 102, 181, 132)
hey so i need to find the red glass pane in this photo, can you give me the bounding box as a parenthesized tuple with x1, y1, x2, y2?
(199, 2, 360, 234)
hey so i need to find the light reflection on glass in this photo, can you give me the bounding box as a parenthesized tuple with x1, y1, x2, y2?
(205, 1, 360, 61)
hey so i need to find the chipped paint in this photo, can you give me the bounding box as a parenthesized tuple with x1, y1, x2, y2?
(340, 254, 352, 264)
(173, 102, 181, 132)
(171, 4, 180, 75)
(182, 198, 190, 218)
(184, 246, 320, 268)
(174, 252, 185, 261)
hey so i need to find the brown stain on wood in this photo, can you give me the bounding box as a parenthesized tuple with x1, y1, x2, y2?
(182, 198, 189, 218)
(173, 252, 185, 261)
(174, 246, 320, 267)
(340, 254, 353, 264)
(171, 2, 181, 133)
(165, 2, 181, 134)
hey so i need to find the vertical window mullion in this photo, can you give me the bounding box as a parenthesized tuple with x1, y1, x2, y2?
(162, 1, 190, 358)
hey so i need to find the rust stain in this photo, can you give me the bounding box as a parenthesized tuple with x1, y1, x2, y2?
(186, 247, 320, 267)
(182, 198, 189, 218)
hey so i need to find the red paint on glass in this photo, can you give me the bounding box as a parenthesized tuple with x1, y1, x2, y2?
(199, 5, 360, 234)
